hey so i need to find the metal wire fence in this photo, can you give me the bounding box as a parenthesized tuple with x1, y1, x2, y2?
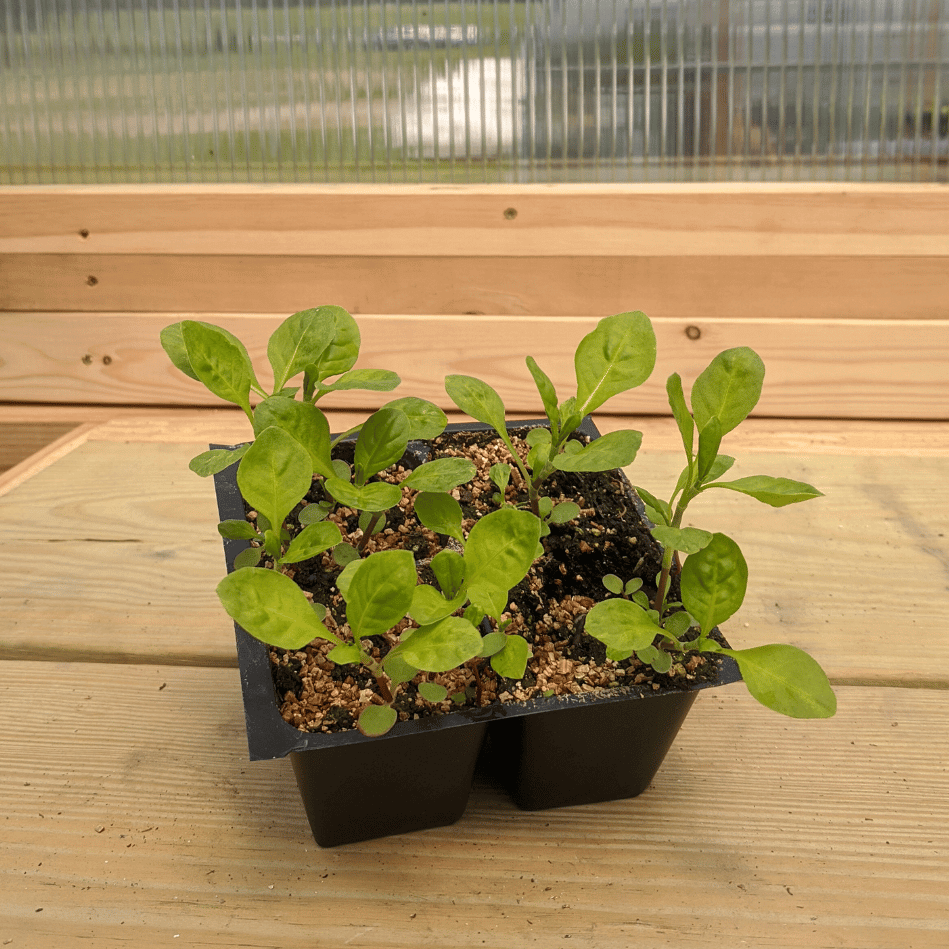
(2, 0, 946, 183)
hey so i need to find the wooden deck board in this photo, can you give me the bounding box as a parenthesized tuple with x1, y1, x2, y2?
(1, 663, 946, 948)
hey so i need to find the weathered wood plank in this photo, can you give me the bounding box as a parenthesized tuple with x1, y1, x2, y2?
(0, 423, 77, 474)
(4, 254, 947, 319)
(1, 663, 946, 948)
(2, 184, 947, 256)
(2, 313, 947, 419)
(0, 433, 946, 683)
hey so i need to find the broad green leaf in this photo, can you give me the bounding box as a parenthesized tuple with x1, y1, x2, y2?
(690, 347, 765, 436)
(335, 558, 363, 599)
(638, 644, 673, 673)
(490, 634, 531, 679)
(680, 533, 748, 637)
(414, 491, 464, 541)
(666, 372, 694, 459)
(217, 519, 258, 540)
(602, 574, 624, 595)
(180, 321, 258, 414)
(464, 508, 542, 620)
(402, 458, 476, 493)
(397, 616, 483, 672)
(343, 549, 417, 641)
(479, 631, 508, 657)
(408, 584, 467, 625)
(552, 429, 642, 472)
(703, 475, 824, 507)
(696, 416, 723, 482)
(633, 485, 672, 525)
(266, 308, 335, 392)
(279, 521, 342, 564)
(575, 311, 657, 415)
(327, 643, 362, 665)
(444, 375, 507, 433)
(383, 397, 448, 439)
(662, 610, 694, 639)
(526, 356, 560, 436)
(358, 704, 398, 737)
(549, 501, 581, 524)
(252, 396, 334, 479)
(525, 427, 552, 448)
(324, 478, 401, 513)
(318, 368, 400, 394)
(383, 650, 419, 687)
(354, 406, 410, 485)
(189, 445, 250, 477)
(305, 306, 361, 384)
(217, 567, 330, 649)
(463, 604, 485, 626)
(431, 550, 466, 598)
(298, 501, 332, 525)
(584, 598, 662, 654)
(160, 322, 200, 381)
(537, 496, 553, 518)
(650, 525, 713, 555)
(722, 644, 837, 718)
(702, 454, 736, 484)
(237, 426, 312, 532)
(418, 682, 448, 703)
(233, 547, 262, 569)
(489, 463, 511, 493)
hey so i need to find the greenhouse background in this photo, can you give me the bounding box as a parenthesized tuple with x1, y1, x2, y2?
(2, 0, 947, 183)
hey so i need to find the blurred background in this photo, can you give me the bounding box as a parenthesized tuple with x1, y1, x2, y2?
(2, 0, 947, 183)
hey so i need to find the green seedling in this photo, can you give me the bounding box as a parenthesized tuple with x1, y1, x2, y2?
(444, 311, 656, 524)
(585, 348, 835, 720)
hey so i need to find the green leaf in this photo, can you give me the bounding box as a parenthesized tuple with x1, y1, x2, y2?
(189, 445, 250, 477)
(633, 485, 672, 525)
(353, 407, 410, 486)
(217, 519, 258, 540)
(217, 567, 331, 650)
(444, 375, 507, 433)
(602, 574, 624, 595)
(666, 373, 695, 459)
(335, 558, 363, 599)
(464, 508, 542, 621)
(180, 321, 258, 414)
(703, 475, 824, 507)
(662, 610, 694, 639)
(383, 397, 448, 439)
(252, 396, 334, 479)
(624, 577, 644, 595)
(266, 308, 335, 392)
(490, 634, 531, 679)
(418, 681, 448, 703)
(431, 550, 466, 599)
(650, 525, 713, 555)
(278, 521, 342, 564)
(327, 643, 362, 665)
(638, 644, 673, 674)
(414, 492, 464, 542)
(696, 416, 723, 482)
(680, 533, 748, 637)
(383, 651, 418, 687)
(304, 306, 361, 384)
(552, 429, 642, 472)
(343, 549, 417, 641)
(558, 397, 581, 438)
(318, 368, 401, 394)
(702, 454, 736, 484)
(549, 501, 581, 524)
(233, 546, 262, 569)
(236, 426, 313, 533)
(398, 616, 483, 672)
(332, 542, 360, 568)
(575, 311, 657, 415)
(298, 502, 331, 525)
(721, 644, 837, 719)
(489, 463, 511, 493)
(358, 704, 398, 737)
(690, 347, 765, 436)
(585, 599, 662, 654)
(160, 322, 201, 381)
(324, 478, 401, 513)
(408, 584, 467, 625)
(402, 458, 476, 493)
(463, 604, 485, 627)
(479, 631, 508, 658)
(525, 356, 560, 436)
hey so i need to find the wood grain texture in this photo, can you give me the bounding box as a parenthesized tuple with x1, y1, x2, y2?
(3, 254, 947, 319)
(1, 663, 946, 949)
(2, 184, 947, 256)
(2, 313, 947, 419)
(1, 434, 946, 683)
(0, 422, 77, 474)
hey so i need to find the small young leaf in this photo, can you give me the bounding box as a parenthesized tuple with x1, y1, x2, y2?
(431, 549, 466, 599)
(703, 475, 824, 507)
(633, 485, 672, 525)
(357, 704, 398, 737)
(324, 478, 402, 513)
(721, 644, 837, 719)
(489, 463, 511, 493)
(662, 610, 694, 639)
(383, 650, 419, 688)
(383, 397, 448, 439)
(408, 584, 467, 625)
(680, 533, 748, 637)
(525, 426, 552, 448)
(217, 567, 330, 649)
(343, 549, 417, 640)
(233, 546, 262, 569)
(702, 454, 736, 484)
(218, 519, 259, 540)
(444, 375, 508, 434)
(266, 308, 335, 393)
(666, 372, 695, 459)
(553, 429, 642, 472)
(650, 525, 714, 555)
(252, 396, 334, 479)
(237, 426, 312, 534)
(402, 457, 476, 493)
(631, 590, 651, 609)
(327, 643, 362, 665)
(602, 574, 624, 595)
(414, 491, 464, 542)
(525, 356, 560, 436)
(397, 617, 483, 672)
(279, 521, 342, 564)
(638, 644, 673, 674)
(549, 501, 581, 524)
(690, 347, 765, 436)
(624, 577, 644, 595)
(490, 634, 531, 679)
(575, 311, 657, 415)
(696, 416, 724, 482)
(418, 681, 448, 703)
(353, 406, 411, 485)
(298, 502, 331, 525)
(479, 631, 508, 658)
(332, 542, 360, 568)
(537, 496, 553, 518)
(317, 368, 400, 394)
(189, 445, 250, 477)
(605, 645, 634, 662)
(585, 599, 661, 654)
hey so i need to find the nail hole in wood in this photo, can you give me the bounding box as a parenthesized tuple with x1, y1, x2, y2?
(503, 207, 517, 220)
(685, 325, 701, 340)
(102, 355, 113, 365)
(78, 229, 90, 239)
(86, 275, 98, 286)
(81, 354, 93, 365)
